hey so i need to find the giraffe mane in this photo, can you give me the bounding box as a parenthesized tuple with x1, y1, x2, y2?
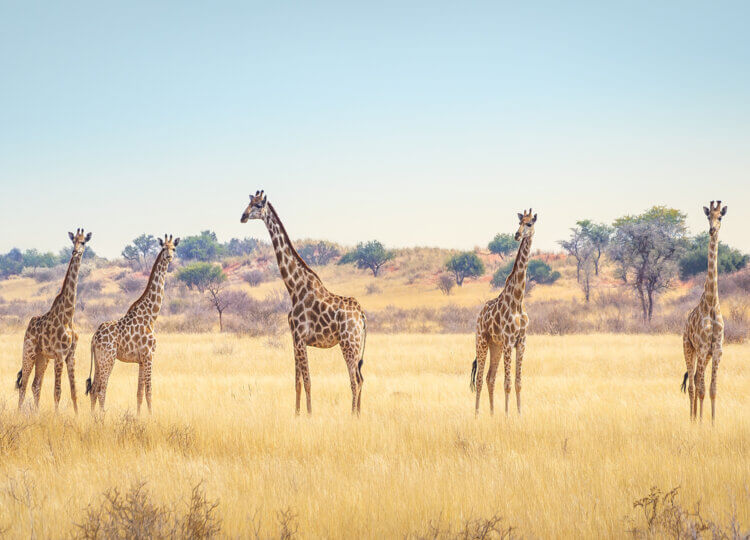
(267, 202, 323, 284)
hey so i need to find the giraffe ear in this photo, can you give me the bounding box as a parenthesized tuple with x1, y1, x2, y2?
(173, 237, 180, 247)
(262, 194, 267, 205)
(721, 206, 727, 216)
(158, 237, 164, 247)
(517, 213, 523, 222)
(703, 206, 710, 216)
(532, 213, 538, 223)
(68, 232, 75, 242)
(85, 232, 92, 242)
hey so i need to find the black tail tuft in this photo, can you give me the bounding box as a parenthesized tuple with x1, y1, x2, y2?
(470, 358, 478, 392)
(15, 369, 22, 390)
(85, 377, 92, 396)
(356, 359, 364, 384)
(680, 371, 688, 393)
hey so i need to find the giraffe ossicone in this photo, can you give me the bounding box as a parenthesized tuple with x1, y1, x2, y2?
(86, 234, 180, 414)
(16, 228, 92, 413)
(241, 191, 367, 415)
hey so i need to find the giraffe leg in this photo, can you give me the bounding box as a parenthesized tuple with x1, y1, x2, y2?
(293, 340, 310, 415)
(710, 340, 722, 425)
(53, 357, 64, 412)
(95, 353, 116, 411)
(515, 334, 526, 415)
(473, 335, 488, 415)
(17, 337, 37, 410)
(137, 363, 145, 415)
(486, 343, 500, 415)
(31, 356, 49, 410)
(143, 357, 153, 414)
(696, 363, 707, 422)
(683, 334, 696, 420)
(65, 333, 79, 414)
(341, 341, 362, 416)
(503, 345, 512, 416)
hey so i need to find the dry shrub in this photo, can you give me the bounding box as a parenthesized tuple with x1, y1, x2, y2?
(115, 413, 151, 447)
(412, 514, 515, 539)
(242, 270, 266, 287)
(119, 275, 147, 295)
(25, 264, 67, 283)
(626, 486, 748, 539)
(0, 406, 30, 453)
(437, 274, 455, 296)
(223, 291, 290, 337)
(365, 282, 382, 295)
(167, 424, 196, 455)
(74, 481, 221, 539)
(439, 306, 477, 333)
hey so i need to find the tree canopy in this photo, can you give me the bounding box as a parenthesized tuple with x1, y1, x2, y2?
(338, 241, 393, 277)
(445, 252, 485, 286)
(490, 259, 560, 288)
(487, 233, 518, 258)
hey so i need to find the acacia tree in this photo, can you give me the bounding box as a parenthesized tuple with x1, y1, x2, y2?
(445, 252, 485, 286)
(338, 240, 394, 277)
(578, 220, 611, 275)
(177, 262, 234, 331)
(122, 234, 159, 272)
(608, 206, 687, 322)
(487, 233, 518, 259)
(297, 240, 341, 266)
(558, 226, 587, 282)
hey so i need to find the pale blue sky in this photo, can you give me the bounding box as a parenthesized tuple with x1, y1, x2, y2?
(1, 1, 749, 258)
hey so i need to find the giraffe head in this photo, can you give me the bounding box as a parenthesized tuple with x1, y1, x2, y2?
(240, 190, 268, 223)
(157, 234, 180, 263)
(703, 200, 727, 236)
(514, 209, 537, 241)
(68, 228, 92, 256)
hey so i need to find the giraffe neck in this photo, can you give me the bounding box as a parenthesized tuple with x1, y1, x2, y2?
(504, 235, 533, 299)
(262, 203, 323, 301)
(702, 230, 720, 308)
(127, 250, 170, 323)
(50, 251, 83, 323)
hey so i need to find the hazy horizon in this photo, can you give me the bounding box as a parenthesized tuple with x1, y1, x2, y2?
(2, 2, 749, 259)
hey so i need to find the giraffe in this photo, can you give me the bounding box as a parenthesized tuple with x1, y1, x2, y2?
(470, 209, 537, 416)
(241, 190, 367, 415)
(85, 235, 179, 414)
(16, 228, 92, 413)
(681, 200, 727, 423)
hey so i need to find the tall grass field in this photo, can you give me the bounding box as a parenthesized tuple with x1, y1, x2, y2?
(1, 332, 748, 538)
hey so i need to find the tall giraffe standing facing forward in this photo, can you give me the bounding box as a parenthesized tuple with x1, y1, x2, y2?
(16, 229, 92, 413)
(681, 201, 727, 423)
(86, 235, 179, 414)
(471, 210, 537, 416)
(241, 191, 367, 415)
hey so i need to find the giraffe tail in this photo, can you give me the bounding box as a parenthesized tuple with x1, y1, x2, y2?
(15, 369, 22, 390)
(470, 358, 478, 392)
(680, 371, 688, 393)
(85, 340, 94, 395)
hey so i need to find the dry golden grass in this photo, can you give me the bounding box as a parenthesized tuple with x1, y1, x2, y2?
(0, 332, 748, 538)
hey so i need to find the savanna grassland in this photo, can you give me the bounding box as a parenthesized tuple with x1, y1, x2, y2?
(0, 332, 748, 538)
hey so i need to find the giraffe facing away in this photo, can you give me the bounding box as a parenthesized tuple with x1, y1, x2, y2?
(85, 235, 179, 414)
(681, 201, 727, 423)
(241, 191, 367, 415)
(470, 210, 537, 416)
(16, 229, 92, 413)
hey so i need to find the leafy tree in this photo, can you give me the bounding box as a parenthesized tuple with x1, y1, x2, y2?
(491, 258, 560, 288)
(177, 262, 232, 330)
(0, 248, 24, 277)
(445, 252, 485, 286)
(297, 240, 341, 266)
(338, 240, 394, 277)
(577, 220, 611, 275)
(22, 249, 58, 269)
(678, 233, 748, 279)
(177, 230, 224, 262)
(224, 237, 260, 257)
(121, 234, 159, 272)
(487, 233, 518, 258)
(608, 206, 687, 322)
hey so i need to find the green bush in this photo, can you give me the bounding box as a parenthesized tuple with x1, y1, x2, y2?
(678, 233, 748, 279)
(491, 259, 560, 288)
